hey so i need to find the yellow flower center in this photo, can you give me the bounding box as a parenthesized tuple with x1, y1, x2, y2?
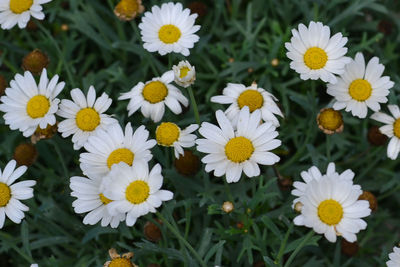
(156, 122, 180, 146)
(109, 257, 134, 267)
(225, 136, 254, 163)
(158, 24, 182, 44)
(125, 180, 150, 204)
(318, 108, 343, 131)
(317, 199, 343, 225)
(142, 81, 168, 104)
(237, 90, 264, 112)
(303, 47, 328, 70)
(115, 0, 138, 14)
(26, 95, 50, 119)
(99, 193, 112, 205)
(107, 148, 135, 169)
(75, 108, 100, 131)
(348, 79, 372, 101)
(179, 67, 190, 78)
(393, 119, 400, 138)
(0, 182, 11, 207)
(10, 0, 33, 14)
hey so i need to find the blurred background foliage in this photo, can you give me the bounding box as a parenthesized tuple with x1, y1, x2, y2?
(0, 0, 399, 266)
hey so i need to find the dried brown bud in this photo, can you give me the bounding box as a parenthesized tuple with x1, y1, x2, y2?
(31, 123, 58, 143)
(358, 191, 377, 212)
(368, 126, 388, 146)
(13, 143, 38, 167)
(0, 75, 7, 96)
(341, 239, 359, 256)
(22, 49, 49, 75)
(188, 2, 207, 18)
(222, 201, 234, 213)
(144, 221, 162, 242)
(174, 150, 200, 176)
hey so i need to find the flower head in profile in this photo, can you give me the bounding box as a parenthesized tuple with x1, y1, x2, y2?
(104, 248, 138, 267)
(139, 2, 200, 56)
(196, 107, 281, 183)
(119, 71, 188, 123)
(327, 52, 394, 118)
(371, 105, 400, 160)
(285, 21, 351, 83)
(0, 69, 64, 137)
(114, 0, 144, 21)
(172, 60, 196, 88)
(0, 0, 52, 29)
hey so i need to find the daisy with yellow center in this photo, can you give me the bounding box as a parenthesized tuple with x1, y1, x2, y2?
(292, 163, 370, 243)
(119, 71, 188, 123)
(104, 248, 138, 267)
(196, 107, 281, 183)
(0, 160, 36, 229)
(114, 0, 144, 21)
(327, 52, 394, 118)
(371, 105, 400, 160)
(0, 0, 52, 29)
(285, 21, 351, 83)
(0, 69, 64, 137)
(211, 82, 283, 127)
(317, 108, 343, 134)
(57, 86, 118, 150)
(172, 60, 196, 88)
(102, 163, 173, 226)
(156, 122, 198, 158)
(138, 2, 200, 56)
(70, 173, 125, 228)
(79, 122, 156, 178)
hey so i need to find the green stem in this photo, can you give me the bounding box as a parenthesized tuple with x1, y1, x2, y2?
(187, 86, 201, 125)
(275, 222, 294, 265)
(326, 134, 331, 161)
(50, 140, 69, 179)
(283, 231, 314, 267)
(157, 212, 206, 267)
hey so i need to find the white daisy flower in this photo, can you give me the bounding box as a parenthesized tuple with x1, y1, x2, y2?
(327, 52, 394, 118)
(172, 60, 196, 88)
(196, 106, 281, 183)
(0, 0, 52, 30)
(102, 163, 173, 227)
(293, 166, 371, 243)
(138, 2, 200, 56)
(210, 82, 283, 127)
(0, 160, 36, 229)
(387, 246, 400, 267)
(57, 86, 118, 150)
(371, 105, 400, 160)
(79, 122, 156, 178)
(70, 175, 125, 228)
(118, 71, 188, 123)
(155, 122, 198, 158)
(285, 21, 351, 83)
(0, 69, 64, 137)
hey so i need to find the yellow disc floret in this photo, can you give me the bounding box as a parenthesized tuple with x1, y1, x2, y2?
(107, 148, 135, 169)
(125, 180, 150, 204)
(75, 108, 100, 131)
(156, 122, 180, 146)
(237, 90, 264, 112)
(26, 95, 50, 118)
(318, 199, 343, 225)
(303, 47, 328, 70)
(318, 108, 343, 131)
(393, 118, 400, 138)
(109, 257, 134, 267)
(179, 67, 190, 78)
(99, 193, 112, 205)
(142, 81, 168, 104)
(225, 136, 254, 163)
(158, 24, 182, 44)
(0, 182, 11, 207)
(348, 79, 372, 101)
(10, 0, 33, 14)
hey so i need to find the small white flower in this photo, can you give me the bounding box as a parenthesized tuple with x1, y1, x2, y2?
(292, 164, 370, 243)
(0, 160, 36, 229)
(327, 52, 394, 118)
(70, 175, 125, 228)
(155, 122, 198, 158)
(0, 0, 52, 29)
(172, 60, 196, 88)
(139, 2, 200, 56)
(102, 163, 173, 227)
(80, 122, 156, 178)
(57, 86, 118, 150)
(0, 69, 64, 137)
(285, 21, 351, 83)
(371, 105, 400, 160)
(211, 82, 283, 127)
(387, 246, 400, 267)
(30, 264, 38, 267)
(119, 71, 188, 123)
(196, 107, 281, 183)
